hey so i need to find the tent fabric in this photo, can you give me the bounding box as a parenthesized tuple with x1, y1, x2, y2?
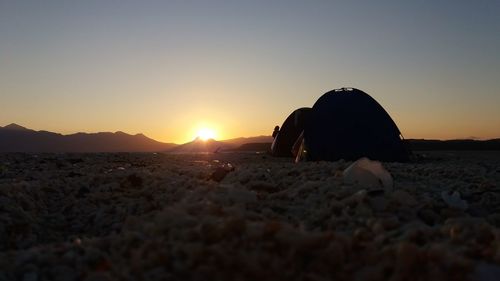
(271, 107, 312, 157)
(303, 88, 410, 162)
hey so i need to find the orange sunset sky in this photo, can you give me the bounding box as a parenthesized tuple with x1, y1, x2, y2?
(1, 1, 499, 144)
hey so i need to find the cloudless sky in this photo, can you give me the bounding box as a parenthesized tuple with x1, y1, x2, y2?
(1, 0, 499, 143)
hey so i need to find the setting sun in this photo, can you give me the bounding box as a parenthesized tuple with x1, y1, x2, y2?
(196, 128, 216, 141)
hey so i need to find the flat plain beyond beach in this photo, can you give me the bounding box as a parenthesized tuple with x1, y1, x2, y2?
(1, 151, 500, 280)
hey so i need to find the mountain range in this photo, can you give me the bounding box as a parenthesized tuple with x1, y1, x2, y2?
(0, 123, 273, 153)
(2, 123, 499, 153)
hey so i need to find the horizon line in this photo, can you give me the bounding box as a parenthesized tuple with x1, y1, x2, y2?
(2, 123, 499, 144)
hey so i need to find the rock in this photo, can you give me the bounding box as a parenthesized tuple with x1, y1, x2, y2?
(390, 190, 418, 206)
(487, 213, 500, 227)
(77, 186, 90, 198)
(210, 164, 235, 182)
(22, 272, 37, 281)
(370, 216, 400, 234)
(395, 241, 420, 270)
(342, 189, 368, 206)
(418, 208, 440, 225)
(473, 262, 500, 281)
(343, 158, 393, 190)
(50, 265, 77, 281)
(225, 188, 257, 204)
(126, 174, 143, 188)
(369, 196, 388, 212)
(248, 181, 276, 193)
(83, 272, 112, 281)
(441, 191, 468, 210)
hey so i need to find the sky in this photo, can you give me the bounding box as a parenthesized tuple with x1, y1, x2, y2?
(1, 0, 499, 143)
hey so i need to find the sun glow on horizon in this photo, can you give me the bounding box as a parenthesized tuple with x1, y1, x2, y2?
(196, 128, 216, 141)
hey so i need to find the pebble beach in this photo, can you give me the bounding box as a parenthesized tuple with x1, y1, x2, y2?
(1, 151, 500, 281)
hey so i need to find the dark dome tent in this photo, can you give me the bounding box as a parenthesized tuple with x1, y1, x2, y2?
(302, 88, 410, 162)
(271, 107, 312, 157)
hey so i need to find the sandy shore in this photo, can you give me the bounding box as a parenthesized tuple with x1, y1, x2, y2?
(1, 151, 500, 280)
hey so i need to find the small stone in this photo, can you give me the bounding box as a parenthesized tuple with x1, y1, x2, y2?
(473, 262, 500, 281)
(487, 213, 500, 227)
(225, 188, 257, 204)
(210, 164, 235, 182)
(126, 174, 143, 187)
(342, 189, 368, 206)
(248, 181, 276, 192)
(441, 191, 468, 210)
(418, 208, 440, 225)
(369, 196, 388, 212)
(50, 265, 77, 281)
(395, 242, 420, 274)
(22, 272, 37, 281)
(390, 190, 418, 206)
(83, 272, 112, 281)
(76, 187, 90, 198)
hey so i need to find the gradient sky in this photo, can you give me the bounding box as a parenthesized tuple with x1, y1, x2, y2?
(1, 0, 499, 143)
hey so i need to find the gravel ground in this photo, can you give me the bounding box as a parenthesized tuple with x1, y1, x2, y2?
(1, 151, 500, 281)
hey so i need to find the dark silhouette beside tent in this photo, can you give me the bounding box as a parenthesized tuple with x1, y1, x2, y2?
(271, 107, 312, 157)
(272, 88, 411, 162)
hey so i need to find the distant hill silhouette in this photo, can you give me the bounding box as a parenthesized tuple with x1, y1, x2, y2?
(1, 123, 32, 131)
(167, 136, 274, 153)
(3, 123, 498, 153)
(167, 137, 233, 153)
(222, 135, 274, 146)
(407, 139, 500, 151)
(229, 142, 272, 152)
(0, 124, 176, 152)
(227, 139, 500, 153)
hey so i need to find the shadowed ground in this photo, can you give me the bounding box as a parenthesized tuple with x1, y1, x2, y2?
(1, 152, 500, 280)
